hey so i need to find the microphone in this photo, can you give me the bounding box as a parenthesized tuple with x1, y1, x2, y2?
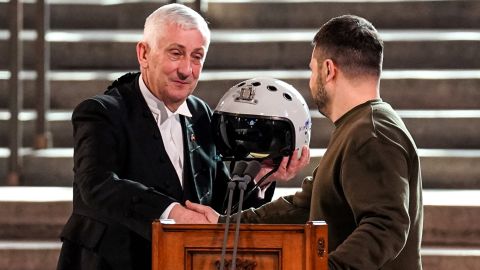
(237, 160, 261, 187)
(231, 161, 248, 181)
(230, 160, 265, 213)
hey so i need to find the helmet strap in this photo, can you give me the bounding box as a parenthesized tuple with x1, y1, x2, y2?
(230, 162, 280, 212)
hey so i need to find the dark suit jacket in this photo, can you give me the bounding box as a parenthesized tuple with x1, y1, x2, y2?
(57, 73, 274, 270)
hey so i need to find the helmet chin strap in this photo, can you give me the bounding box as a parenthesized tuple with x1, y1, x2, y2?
(256, 162, 280, 189)
(230, 161, 281, 213)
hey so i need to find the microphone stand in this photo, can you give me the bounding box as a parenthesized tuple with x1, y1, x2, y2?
(219, 181, 236, 270)
(220, 160, 260, 270)
(231, 179, 247, 270)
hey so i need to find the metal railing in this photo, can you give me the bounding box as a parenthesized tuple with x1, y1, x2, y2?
(7, 0, 50, 186)
(34, 0, 52, 150)
(7, 0, 23, 186)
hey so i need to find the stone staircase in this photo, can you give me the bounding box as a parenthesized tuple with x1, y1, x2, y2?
(0, 0, 479, 269)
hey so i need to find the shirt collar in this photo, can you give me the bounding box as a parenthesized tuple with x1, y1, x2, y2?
(138, 74, 192, 118)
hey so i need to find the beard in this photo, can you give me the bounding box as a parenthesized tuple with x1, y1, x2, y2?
(313, 77, 329, 117)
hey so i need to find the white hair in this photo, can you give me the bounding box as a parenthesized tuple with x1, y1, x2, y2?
(143, 3, 210, 48)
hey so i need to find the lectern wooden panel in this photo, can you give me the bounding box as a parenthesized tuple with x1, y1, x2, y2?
(152, 221, 328, 270)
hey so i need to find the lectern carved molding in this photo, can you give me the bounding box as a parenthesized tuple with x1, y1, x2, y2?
(214, 258, 257, 270)
(152, 221, 328, 270)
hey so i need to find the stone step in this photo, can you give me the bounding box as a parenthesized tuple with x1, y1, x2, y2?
(1, 29, 480, 70)
(0, 240, 61, 270)
(1, 69, 479, 110)
(422, 247, 480, 270)
(0, 187, 479, 246)
(0, 1, 178, 30)
(309, 110, 480, 150)
(0, 187, 479, 270)
(0, 148, 74, 186)
(293, 149, 480, 190)
(1, 109, 480, 149)
(0, 0, 478, 30)
(206, 0, 480, 30)
(272, 188, 480, 247)
(0, 187, 71, 240)
(0, 148, 479, 189)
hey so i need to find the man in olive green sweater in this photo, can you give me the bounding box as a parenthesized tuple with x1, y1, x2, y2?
(188, 15, 423, 270)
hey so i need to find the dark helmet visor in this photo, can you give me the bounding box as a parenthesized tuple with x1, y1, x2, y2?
(212, 112, 295, 160)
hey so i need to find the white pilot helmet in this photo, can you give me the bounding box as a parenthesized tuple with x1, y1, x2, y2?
(212, 77, 311, 161)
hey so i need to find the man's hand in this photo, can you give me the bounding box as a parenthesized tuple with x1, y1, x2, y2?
(185, 200, 219, 224)
(168, 203, 212, 224)
(256, 145, 310, 187)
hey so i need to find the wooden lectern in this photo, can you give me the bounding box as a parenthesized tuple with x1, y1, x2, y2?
(152, 221, 328, 270)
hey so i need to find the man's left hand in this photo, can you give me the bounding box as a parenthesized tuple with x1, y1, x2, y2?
(256, 145, 310, 187)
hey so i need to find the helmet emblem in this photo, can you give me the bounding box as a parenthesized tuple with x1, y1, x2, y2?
(235, 84, 257, 104)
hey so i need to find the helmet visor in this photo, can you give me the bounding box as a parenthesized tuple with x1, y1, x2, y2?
(212, 112, 295, 160)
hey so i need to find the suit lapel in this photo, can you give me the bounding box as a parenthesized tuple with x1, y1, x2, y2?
(124, 75, 171, 162)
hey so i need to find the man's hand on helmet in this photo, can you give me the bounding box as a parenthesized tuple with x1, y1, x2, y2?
(256, 145, 310, 188)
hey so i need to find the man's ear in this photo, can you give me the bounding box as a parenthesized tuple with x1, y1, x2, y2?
(136, 41, 149, 68)
(324, 59, 336, 81)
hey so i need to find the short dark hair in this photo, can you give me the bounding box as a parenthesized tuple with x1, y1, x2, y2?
(312, 15, 383, 78)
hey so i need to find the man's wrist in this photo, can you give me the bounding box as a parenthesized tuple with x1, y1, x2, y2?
(162, 202, 180, 219)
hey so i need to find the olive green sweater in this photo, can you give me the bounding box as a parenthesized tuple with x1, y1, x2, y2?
(226, 100, 423, 270)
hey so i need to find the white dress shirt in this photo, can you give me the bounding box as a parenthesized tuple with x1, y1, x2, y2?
(139, 75, 191, 219)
